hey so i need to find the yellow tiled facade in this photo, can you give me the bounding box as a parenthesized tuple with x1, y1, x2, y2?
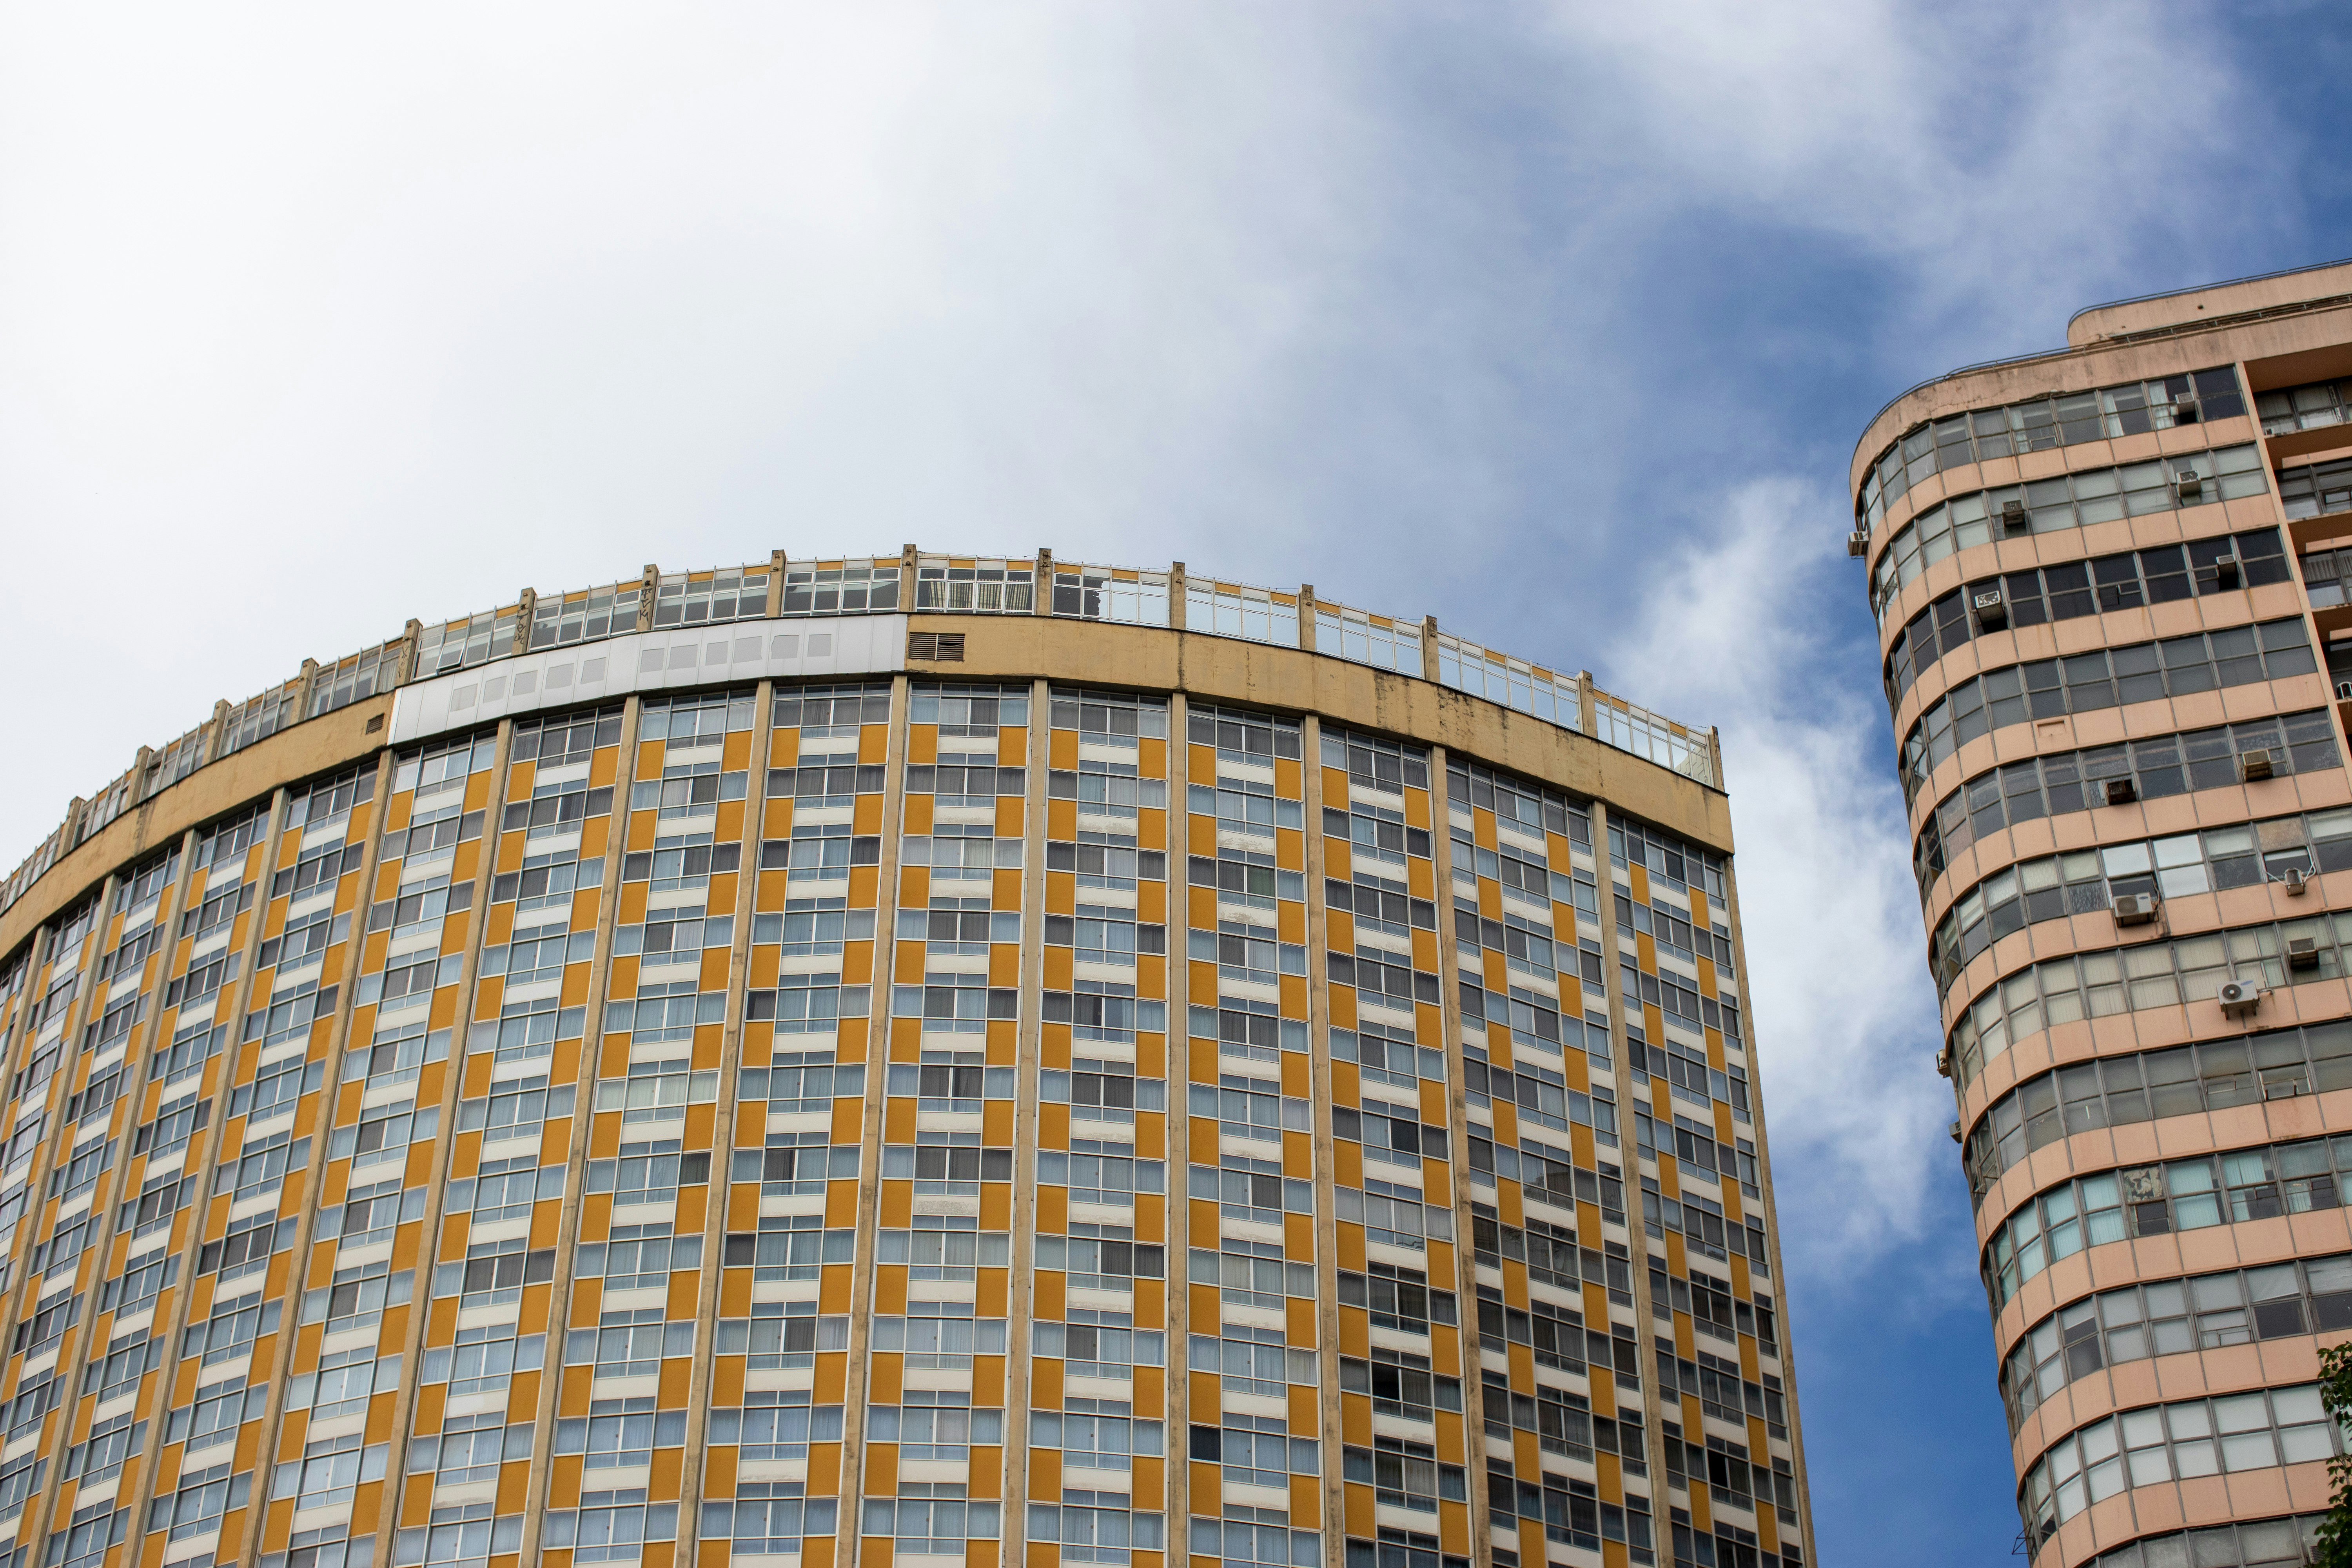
(0, 550, 1809, 1568)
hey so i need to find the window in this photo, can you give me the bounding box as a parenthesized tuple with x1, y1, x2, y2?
(861, 1496, 1002, 1553)
(1947, 908, 2352, 1087)
(552, 1402, 684, 1472)
(150, 1463, 248, 1543)
(916, 556, 1033, 612)
(710, 1394, 845, 1459)
(2004, 1254, 2352, 1434)
(622, 835, 741, 895)
(1051, 565, 1169, 625)
(640, 690, 756, 745)
(415, 608, 517, 675)
(1314, 604, 1421, 675)
(1870, 437, 2269, 618)
(1899, 618, 2319, 800)
(1345, 1345, 1449, 1420)
(529, 585, 642, 648)
(781, 561, 901, 615)
(585, 1142, 709, 1207)
(437, 1239, 555, 1303)
(873, 1220, 1009, 1280)
(736, 1052, 863, 1110)
(2279, 453, 2352, 520)
(2021, 1385, 2334, 1548)
(911, 682, 1029, 732)
(1338, 1265, 1458, 1334)
(1040, 1058, 1167, 1123)
(1036, 1146, 1167, 1207)
(1931, 809, 2352, 993)
(867, 1396, 994, 1459)
(868, 1312, 1007, 1367)
(1862, 364, 2246, 528)
(1343, 1438, 1466, 1512)
(1187, 705, 1303, 761)
(880, 1137, 1013, 1191)
(1190, 1242, 1316, 1308)
(1189, 1158, 1314, 1223)
(713, 1307, 850, 1367)
(1034, 1316, 1169, 1378)
(542, 1492, 679, 1564)
(419, 1326, 543, 1399)
(1982, 1135, 2352, 1311)
(49, 1506, 126, 1568)
(702, 1493, 838, 1555)
(653, 567, 767, 626)
(1884, 524, 2291, 700)
(1026, 1502, 1163, 1563)
(1435, 634, 1579, 729)
(1056, 765, 1167, 818)
(1185, 580, 1299, 646)
(1915, 710, 2341, 898)
(1194, 1518, 1321, 1568)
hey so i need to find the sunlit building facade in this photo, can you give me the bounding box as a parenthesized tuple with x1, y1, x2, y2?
(1855, 261, 2352, 1566)
(0, 549, 1811, 1568)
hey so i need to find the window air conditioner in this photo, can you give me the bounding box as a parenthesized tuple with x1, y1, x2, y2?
(2239, 748, 2275, 782)
(2212, 553, 2241, 589)
(2219, 978, 2261, 1018)
(1933, 1047, 1951, 1078)
(1847, 530, 1870, 558)
(1971, 588, 2007, 631)
(2288, 936, 2321, 971)
(2111, 892, 2158, 926)
(2171, 394, 2201, 423)
(1999, 497, 2028, 530)
(2283, 866, 2309, 896)
(2173, 468, 2203, 501)
(2102, 777, 2137, 806)
(1947, 1120, 1962, 1145)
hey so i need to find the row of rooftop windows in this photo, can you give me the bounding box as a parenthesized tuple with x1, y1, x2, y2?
(10, 551, 1725, 917)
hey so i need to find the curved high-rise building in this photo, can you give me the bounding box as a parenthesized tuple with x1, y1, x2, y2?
(1855, 261, 2352, 1566)
(0, 550, 1810, 1568)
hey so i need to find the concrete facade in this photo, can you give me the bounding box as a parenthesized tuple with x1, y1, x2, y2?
(1855, 262, 2352, 1567)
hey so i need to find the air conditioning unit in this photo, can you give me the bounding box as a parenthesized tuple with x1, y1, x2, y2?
(1999, 497, 2029, 530)
(2288, 936, 2321, 971)
(1847, 530, 1870, 558)
(2103, 777, 2138, 806)
(1972, 588, 2008, 631)
(1934, 1047, 1952, 1078)
(2171, 394, 2201, 423)
(2219, 978, 2261, 1018)
(2212, 553, 2241, 589)
(2284, 866, 2309, 896)
(2239, 748, 2276, 782)
(1947, 1120, 1962, 1145)
(2111, 892, 2158, 926)
(2174, 468, 2204, 501)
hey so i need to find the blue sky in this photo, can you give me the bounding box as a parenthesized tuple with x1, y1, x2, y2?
(3, 5, 2351, 1562)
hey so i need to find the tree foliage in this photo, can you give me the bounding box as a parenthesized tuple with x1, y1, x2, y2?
(2318, 1342, 2352, 1566)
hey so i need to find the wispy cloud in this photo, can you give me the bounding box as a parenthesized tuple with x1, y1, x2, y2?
(1607, 477, 1950, 1273)
(0, 0, 2307, 1299)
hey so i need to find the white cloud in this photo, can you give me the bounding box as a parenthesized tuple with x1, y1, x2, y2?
(0, 2, 2305, 1304)
(1605, 478, 1951, 1276)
